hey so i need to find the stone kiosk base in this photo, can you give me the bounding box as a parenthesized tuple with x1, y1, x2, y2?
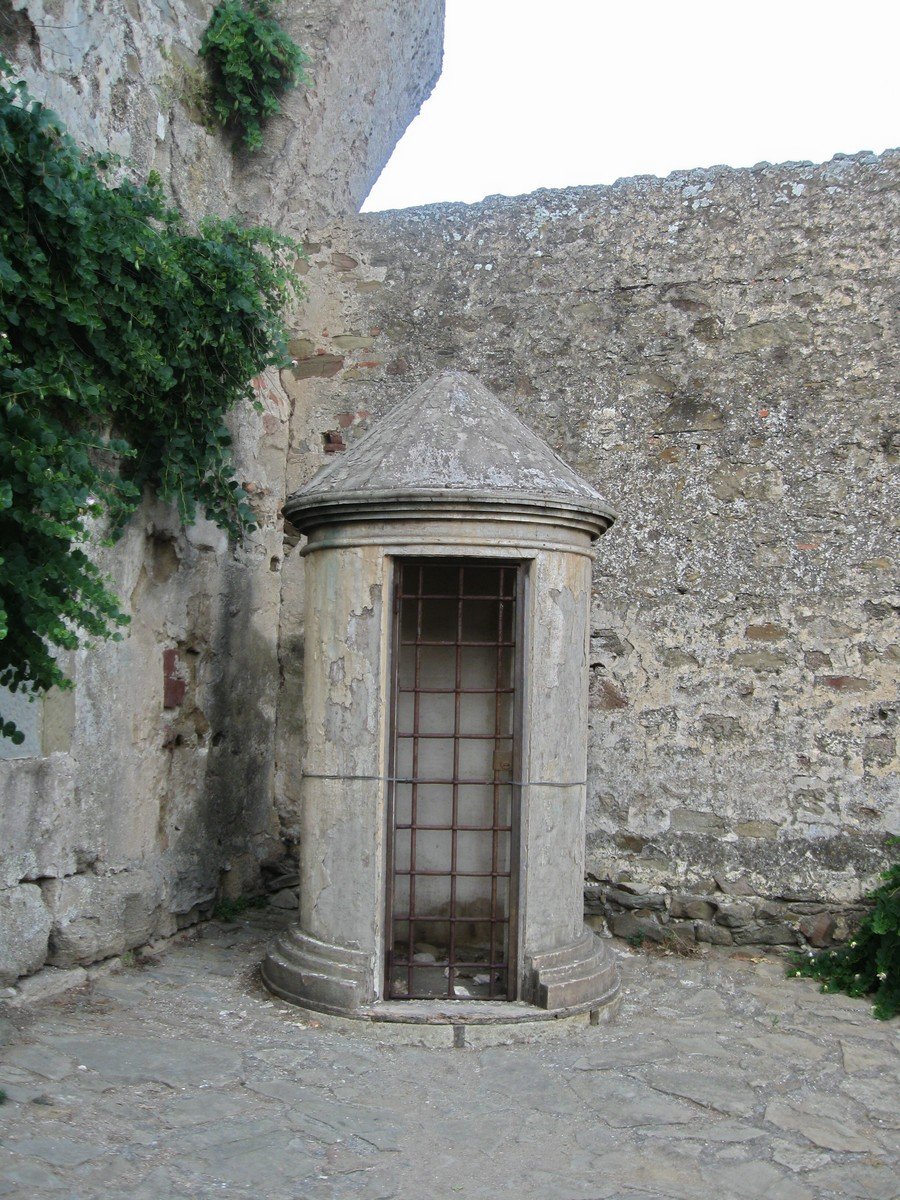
(261, 924, 621, 1045)
(261, 928, 374, 1015)
(523, 928, 619, 1011)
(260, 997, 623, 1049)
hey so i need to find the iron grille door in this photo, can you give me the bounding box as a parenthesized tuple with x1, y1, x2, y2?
(386, 558, 520, 1000)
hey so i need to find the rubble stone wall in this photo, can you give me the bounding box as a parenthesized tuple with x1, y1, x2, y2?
(279, 152, 899, 948)
(0, 0, 443, 985)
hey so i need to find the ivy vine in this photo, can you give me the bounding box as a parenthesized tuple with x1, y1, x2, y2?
(200, 0, 309, 150)
(0, 60, 301, 742)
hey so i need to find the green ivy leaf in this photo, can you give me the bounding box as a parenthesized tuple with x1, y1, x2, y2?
(0, 57, 304, 741)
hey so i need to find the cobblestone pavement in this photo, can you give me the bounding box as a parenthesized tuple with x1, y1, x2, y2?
(0, 910, 897, 1199)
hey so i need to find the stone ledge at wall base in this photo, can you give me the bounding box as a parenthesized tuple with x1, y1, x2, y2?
(0, 854, 289, 992)
(1, 955, 144, 1009)
(41, 870, 163, 969)
(1, 965, 89, 1008)
(0, 869, 173, 986)
(0, 916, 212, 1007)
(585, 880, 870, 952)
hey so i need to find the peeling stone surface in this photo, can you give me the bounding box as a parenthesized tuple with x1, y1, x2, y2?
(41, 871, 162, 968)
(0, 884, 52, 985)
(0, 756, 80, 887)
(0, 910, 896, 1198)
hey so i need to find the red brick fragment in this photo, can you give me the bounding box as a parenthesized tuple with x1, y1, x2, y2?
(163, 648, 186, 710)
(591, 678, 629, 711)
(330, 252, 358, 270)
(820, 675, 870, 691)
(290, 354, 344, 380)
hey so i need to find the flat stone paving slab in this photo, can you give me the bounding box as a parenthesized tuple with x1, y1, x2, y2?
(0, 910, 897, 1199)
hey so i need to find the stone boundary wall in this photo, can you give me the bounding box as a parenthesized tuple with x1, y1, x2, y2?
(0, 0, 444, 987)
(278, 151, 898, 949)
(583, 880, 870, 951)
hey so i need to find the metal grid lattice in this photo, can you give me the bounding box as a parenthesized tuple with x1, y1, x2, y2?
(386, 558, 519, 1001)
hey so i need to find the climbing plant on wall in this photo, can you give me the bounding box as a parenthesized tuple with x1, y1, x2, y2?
(0, 60, 301, 742)
(200, 0, 310, 150)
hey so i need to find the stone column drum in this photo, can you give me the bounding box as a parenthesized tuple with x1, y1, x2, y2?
(262, 371, 620, 1023)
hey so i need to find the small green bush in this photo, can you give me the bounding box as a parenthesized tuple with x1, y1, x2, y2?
(788, 839, 899, 1020)
(200, 0, 309, 150)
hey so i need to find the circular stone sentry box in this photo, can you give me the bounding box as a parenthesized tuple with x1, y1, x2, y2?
(262, 371, 621, 1030)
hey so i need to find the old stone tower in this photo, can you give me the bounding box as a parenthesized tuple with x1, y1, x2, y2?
(1, 0, 897, 988)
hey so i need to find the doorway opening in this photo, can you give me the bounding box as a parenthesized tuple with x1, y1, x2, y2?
(385, 557, 521, 1001)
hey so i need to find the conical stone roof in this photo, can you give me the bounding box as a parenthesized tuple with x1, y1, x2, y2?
(284, 370, 614, 536)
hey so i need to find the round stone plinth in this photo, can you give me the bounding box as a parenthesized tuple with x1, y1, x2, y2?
(265, 994, 622, 1048)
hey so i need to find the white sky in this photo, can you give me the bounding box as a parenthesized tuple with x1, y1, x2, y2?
(362, 0, 899, 211)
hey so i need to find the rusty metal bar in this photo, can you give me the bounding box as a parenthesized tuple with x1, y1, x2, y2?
(391, 775, 518, 785)
(489, 568, 504, 997)
(393, 869, 511, 877)
(395, 824, 512, 832)
(387, 557, 519, 1001)
(407, 561, 423, 999)
(398, 686, 515, 694)
(396, 731, 513, 737)
(392, 914, 511, 923)
(396, 592, 517, 601)
(399, 639, 516, 647)
(446, 562, 463, 995)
